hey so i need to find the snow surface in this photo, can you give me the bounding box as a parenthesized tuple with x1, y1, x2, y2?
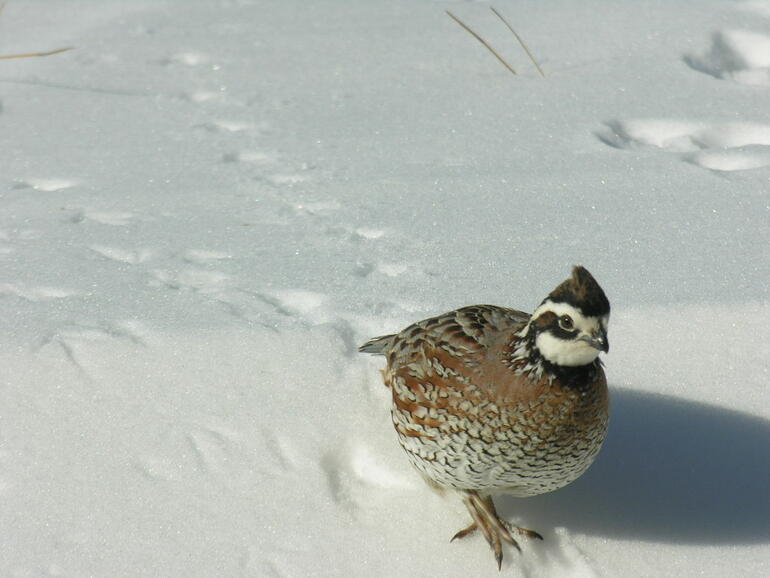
(0, 0, 768, 576)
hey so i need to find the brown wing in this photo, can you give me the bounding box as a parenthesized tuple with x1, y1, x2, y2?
(383, 304, 529, 369)
(381, 305, 531, 442)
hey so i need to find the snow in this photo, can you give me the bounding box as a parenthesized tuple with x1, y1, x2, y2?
(0, 0, 768, 576)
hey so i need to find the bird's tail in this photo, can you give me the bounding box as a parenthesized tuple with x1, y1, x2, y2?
(358, 334, 395, 355)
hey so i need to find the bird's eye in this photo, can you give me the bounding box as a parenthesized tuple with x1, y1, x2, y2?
(558, 315, 574, 331)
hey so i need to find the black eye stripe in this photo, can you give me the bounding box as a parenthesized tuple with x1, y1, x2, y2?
(551, 326, 578, 339)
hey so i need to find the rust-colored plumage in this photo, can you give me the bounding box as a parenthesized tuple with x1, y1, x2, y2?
(360, 267, 611, 569)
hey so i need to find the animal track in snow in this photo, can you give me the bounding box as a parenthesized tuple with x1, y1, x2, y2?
(180, 90, 226, 104)
(0, 283, 76, 301)
(246, 289, 364, 350)
(598, 119, 770, 172)
(148, 268, 270, 320)
(135, 424, 239, 482)
(47, 321, 153, 347)
(148, 267, 305, 325)
(210, 120, 253, 132)
(319, 451, 351, 505)
(12, 178, 79, 192)
(353, 262, 409, 279)
(69, 210, 135, 226)
(320, 444, 415, 507)
(685, 29, 770, 87)
(194, 119, 261, 133)
(348, 444, 414, 490)
(185, 425, 238, 475)
(222, 150, 278, 165)
(376, 263, 408, 277)
(268, 173, 309, 186)
(266, 289, 331, 324)
(258, 428, 302, 475)
(353, 227, 385, 240)
(151, 268, 230, 291)
(34, 320, 154, 375)
(284, 199, 340, 219)
(183, 249, 232, 264)
(159, 51, 210, 67)
(686, 145, 770, 172)
(90, 245, 154, 265)
(517, 527, 601, 577)
(352, 262, 376, 278)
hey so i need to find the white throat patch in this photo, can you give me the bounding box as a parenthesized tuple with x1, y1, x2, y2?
(530, 301, 609, 367)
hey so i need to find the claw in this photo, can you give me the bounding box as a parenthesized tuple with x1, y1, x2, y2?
(451, 491, 542, 569)
(450, 522, 478, 542)
(516, 527, 544, 541)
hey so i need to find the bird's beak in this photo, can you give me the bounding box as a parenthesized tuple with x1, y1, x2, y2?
(581, 329, 609, 353)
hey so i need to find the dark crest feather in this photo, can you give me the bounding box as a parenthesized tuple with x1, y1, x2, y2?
(545, 266, 610, 317)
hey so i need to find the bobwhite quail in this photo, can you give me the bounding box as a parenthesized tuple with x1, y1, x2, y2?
(359, 266, 610, 569)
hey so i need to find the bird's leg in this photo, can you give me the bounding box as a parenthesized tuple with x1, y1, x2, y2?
(459, 491, 506, 569)
(475, 493, 544, 541)
(451, 491, 543, 570)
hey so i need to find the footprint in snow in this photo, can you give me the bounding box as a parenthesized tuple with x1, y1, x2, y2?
(90, 245, 154, 265)
(266, 289, 331, 324)
(185, 426, 238, 475)
(194, 119, 262, 133)
(353, 227, 385, 240)
(353, 262, 408, 279)
(150, 268, 231, 294)
(258, 428, 302, 475)
(135, 424, 240, 482)
(39, 321, 152, 348)
(284, 199, 340, 219)
(34, 320, 154, 376)
(685, 29, 770, 87)
(267, 173, 310, 186)
(69, 210, 136, 226)
(222, 150, 278, 165)
(183, 249, 232, 264)
(179, 90, 226, 104)
(12, 178, 79, 192)
(320, 444, 416, 508)
(0, 283, 76, 301)
(597, 119, 770, 172)
(158, 51, 210, 67)
(149, 265, 299, 324)
(686, 145, 770, 172)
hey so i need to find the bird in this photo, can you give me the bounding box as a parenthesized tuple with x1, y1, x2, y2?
(359, 266, 610, 569)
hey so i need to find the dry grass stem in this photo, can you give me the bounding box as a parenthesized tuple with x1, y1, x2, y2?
(446, 10, 517, 76)
(490, 6, 545, 77)
(0, 47, 73, 60)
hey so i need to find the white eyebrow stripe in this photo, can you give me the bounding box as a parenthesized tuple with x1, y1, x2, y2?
(531, 300, 607, 334)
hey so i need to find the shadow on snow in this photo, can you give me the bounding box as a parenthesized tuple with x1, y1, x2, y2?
(499, 387, 770, 545)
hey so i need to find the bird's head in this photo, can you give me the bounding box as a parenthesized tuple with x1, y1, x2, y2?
(527, 266, 610, 367)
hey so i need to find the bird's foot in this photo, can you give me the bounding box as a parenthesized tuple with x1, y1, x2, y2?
(451, 491, 543, 570)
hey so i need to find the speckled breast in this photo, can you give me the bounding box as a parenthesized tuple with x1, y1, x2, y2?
(388, 366, 609, 497)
